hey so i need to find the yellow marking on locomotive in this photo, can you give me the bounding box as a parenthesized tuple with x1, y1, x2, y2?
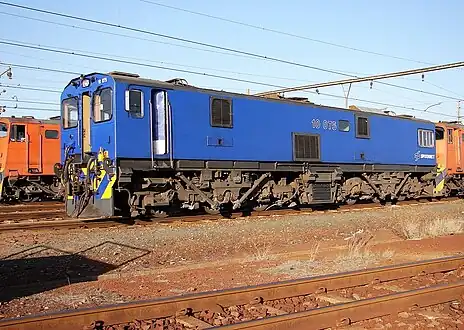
(102, 174, 116, 199)
(433, 166, 447, 195)
(0, 171, 4, 199)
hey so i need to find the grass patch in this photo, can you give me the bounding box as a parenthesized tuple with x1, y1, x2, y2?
(400, 218, 464, 240)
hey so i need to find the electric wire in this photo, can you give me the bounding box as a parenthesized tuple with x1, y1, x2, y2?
(139, 0, 433, 66)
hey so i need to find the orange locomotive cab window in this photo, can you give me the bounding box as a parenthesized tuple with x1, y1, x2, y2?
(448, 129, 453, 144)
(10, 125, 26, 142)
(0, 123, 7, 138)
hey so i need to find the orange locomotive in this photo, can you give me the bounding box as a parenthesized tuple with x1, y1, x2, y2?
(434, 121, 464, 196)
(0, 116, 63, 202)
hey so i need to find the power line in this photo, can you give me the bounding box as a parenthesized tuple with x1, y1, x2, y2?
(255, 61, 464, 101)
(0, 62, 79, 75)
(3, 106, 59, 112)
(2, 39, 460, 102)
(0, 84, 61, 93)
(315, 91, 457, 118)
(0, 11, 257, 61)
(139, 0, 433, 66)
(0, 1, 355, 78)
(0, 40, 290, 89)
(0, 4, 458, 102)
(0, 98, 59, 106)
(1, 63, 456, 119)
(423, 81, 464, 99)
(0, 36, 315, 84)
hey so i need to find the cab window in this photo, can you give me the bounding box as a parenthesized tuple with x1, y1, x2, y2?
(435, 127, 444, 140)
(125, 90, 144, 118)
(45, 130, 59, 139)
(93, 88, 112, 122)
(62, 97, 78, 129)
(10, 125, 26, 142)
(0, 123, 7, 138)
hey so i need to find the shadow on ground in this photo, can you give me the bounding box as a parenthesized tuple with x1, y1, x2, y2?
(0, 241, 151, 302)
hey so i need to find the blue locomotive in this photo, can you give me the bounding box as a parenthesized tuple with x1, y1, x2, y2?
(58, 71, 438, 218)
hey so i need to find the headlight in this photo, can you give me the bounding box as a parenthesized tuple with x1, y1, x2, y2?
(81, 79, 90, 88)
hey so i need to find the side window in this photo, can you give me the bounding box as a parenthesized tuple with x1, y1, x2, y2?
(417, 129, 434, 148)
(62, 97, 78, 129)
(338, 120, 350, 132)
(435, 127, 444, 140)
(462, 134, 464, 142)
(0, 123, 7, 138)
(448, 129, 453, 144)
(125, 90, 144, 118)
(93, 88, 112, 122)
(210, 97, 232, 128)
(356, 116, 369, 138)
(10, 125, 26, 142)
(45, 130, 59, 139)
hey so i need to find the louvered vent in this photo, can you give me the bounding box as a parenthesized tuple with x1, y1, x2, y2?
(294, 134, 320, 160)
(312, 183, 332, 202)
(211, 98, 232, 128)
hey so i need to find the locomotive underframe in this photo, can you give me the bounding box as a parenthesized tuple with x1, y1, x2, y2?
(62, 157, 439, 218)
(0, 174, 62, 202)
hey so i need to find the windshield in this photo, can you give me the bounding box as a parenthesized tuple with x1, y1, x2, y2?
(0, 123, 7, 138)
(62, 97, 78, 129)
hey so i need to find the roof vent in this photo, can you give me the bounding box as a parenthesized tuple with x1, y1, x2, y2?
(109, 71, 140, 78)
(22, 116, 35, 119)
(166, 78, 189, 86)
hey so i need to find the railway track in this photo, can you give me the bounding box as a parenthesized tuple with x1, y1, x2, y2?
(0, 202, 64, 224)
(0, 197, 461, 232)
(1, 255, 463, 329)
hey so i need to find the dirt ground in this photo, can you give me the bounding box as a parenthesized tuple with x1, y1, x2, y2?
(0, 200, 463, 319)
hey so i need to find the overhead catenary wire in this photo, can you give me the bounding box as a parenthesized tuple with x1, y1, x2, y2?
(0, 3, 459, 103)
(0, 1, 356, 78)
(0, 35, 316, 84)
(2, 39, 462, 103)
(1, 64, 457, 120)
(0, 98, 59, 106)
(139, 0, 433, 66)
(0, 84, 61, 93)
(2, 106, 59, 112)
(255, 61, 464, 101)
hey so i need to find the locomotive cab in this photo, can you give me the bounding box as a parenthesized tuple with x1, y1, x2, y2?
(61, 72, 171, 218)
(0, 117, 62, 202)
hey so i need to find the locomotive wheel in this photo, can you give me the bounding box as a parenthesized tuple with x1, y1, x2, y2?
(253, 203, 268, 211)
(346, 198, 357, 205)
(19, 194, 40, 203)
(204, 206, 220, 215)
(152, 210, 168, 218)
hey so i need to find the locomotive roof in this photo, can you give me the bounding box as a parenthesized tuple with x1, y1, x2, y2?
(0, 116, 60, 125)
(72, 71, 434, 124)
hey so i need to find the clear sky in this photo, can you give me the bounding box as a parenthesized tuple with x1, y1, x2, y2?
(0, 0, 463, 121)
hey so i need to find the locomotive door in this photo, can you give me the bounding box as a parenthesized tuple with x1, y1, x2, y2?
(149, 90, 169, 167)
(9, 124, 27, 175)
(446, 128, 457, 172)
(457, 129, 463, 172)
(26, 124, 41, 173)
(81, 92, 92, 153)
(152, 90, 167, 155)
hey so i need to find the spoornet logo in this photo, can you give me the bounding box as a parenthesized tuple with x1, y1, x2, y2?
(414, 151, 435, 161)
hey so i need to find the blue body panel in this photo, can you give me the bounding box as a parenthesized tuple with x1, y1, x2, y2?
(61, 73, 436, 168)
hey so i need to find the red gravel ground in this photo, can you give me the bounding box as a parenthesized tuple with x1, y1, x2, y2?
(0, 200, 463, 319)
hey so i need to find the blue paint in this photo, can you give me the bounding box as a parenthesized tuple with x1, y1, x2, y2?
(61, 73, 437, 169)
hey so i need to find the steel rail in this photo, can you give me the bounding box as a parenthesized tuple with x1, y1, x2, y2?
(1, 255, 463, 330)
(0, 217, 127, 231)
(222, 282, 464, 329)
